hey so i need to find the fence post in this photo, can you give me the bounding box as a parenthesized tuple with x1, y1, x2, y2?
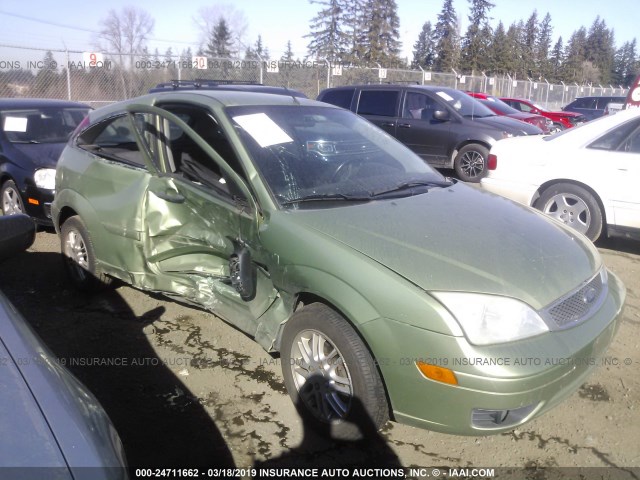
(65, 48, 71, 100)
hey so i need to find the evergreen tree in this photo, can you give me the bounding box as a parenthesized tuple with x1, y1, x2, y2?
(522, 11, 538, 78)
(536, 13, 553, 79)
(164, 47, 173, 63)
(460, 0, 494, 73)
(305, 0, 347, 61)
(550, 36, 564, 81)
(206, 18, 235, 58)
(506, 22, 524, 78)
(585, 17, 615, 83)
(361, 0, 402, 65)
(488, 21, 511, 74)
(281, 40, 295, 62)
(412, 21, 436, 69)
(342, 0, 366, 62)
(433, 0, 460, 72)
(564, 27, 588, 82)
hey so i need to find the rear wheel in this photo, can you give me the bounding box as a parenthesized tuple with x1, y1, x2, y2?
(60, 216, 113, 291)
(1, 180, 25, 216)
(536, 183, 603, 241)
(454, 144, 489, 182)
(281, 303, 388, 440)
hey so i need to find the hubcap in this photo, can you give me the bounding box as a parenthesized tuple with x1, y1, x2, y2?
(2, 186, 24, 215)
(543, 193, 590, 234)
(460, 150, 485, 179)
(289, 329, 353, 422)
(64, 230, 89, 280)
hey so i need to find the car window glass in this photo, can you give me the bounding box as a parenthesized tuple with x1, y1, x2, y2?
(77, 114, 147, 168)
(320, 89, 355, 109)
(151, 107, 246, 201)
(357, 90, 398, 117)
(620, 124, 640, 154)
(588, 118, 640, 151)
(518, 102, 533, 113)
(403, 92, 439, 119)
(1, 107, 89, 143)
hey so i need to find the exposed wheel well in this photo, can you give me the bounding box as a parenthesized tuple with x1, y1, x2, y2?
(56, 206, 78, 230)
(534, 179, 607, 236)
(451, 140, 492, 164)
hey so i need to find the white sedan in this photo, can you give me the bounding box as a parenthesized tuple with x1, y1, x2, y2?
(481, 108, 640, 241)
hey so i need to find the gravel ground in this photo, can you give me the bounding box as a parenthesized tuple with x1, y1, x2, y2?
(0, 229, 638, 478)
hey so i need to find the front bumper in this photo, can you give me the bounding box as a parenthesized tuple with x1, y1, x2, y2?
(360, 270, 625, 435)
(22, 184, 54, 225)
(480, 176, 538, 207)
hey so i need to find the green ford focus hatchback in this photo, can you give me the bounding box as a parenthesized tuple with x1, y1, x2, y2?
(52, 90, 625, 438)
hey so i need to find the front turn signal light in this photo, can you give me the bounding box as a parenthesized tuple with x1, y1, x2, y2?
(416, 361, 458, 385)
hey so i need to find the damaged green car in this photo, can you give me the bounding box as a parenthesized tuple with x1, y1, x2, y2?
(52, 91, 625, 438)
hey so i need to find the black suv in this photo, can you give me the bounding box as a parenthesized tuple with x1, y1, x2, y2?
(563, 95, 626, 121)
(317, 84, 542, 181)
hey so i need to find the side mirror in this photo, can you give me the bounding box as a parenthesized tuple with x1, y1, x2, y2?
(433, 110, 450, 121)
(0, 214, 36, 262)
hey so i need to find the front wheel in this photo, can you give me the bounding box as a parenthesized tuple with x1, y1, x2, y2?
(60, 216, 113, 291)
(281, 303, 389, 440)
(454, 144, 489, 182)
(1, 180, 25, 216)
(536, 183, 603, 241)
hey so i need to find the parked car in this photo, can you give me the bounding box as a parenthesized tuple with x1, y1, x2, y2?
(0, 98, 91, 224)
(563, 95, 626, 121)
(500, 97, 586, 132)
(53, 90, 624, 439)
(0, 214, 127, 476)
(317, 84, 542, 182)
(467, 92, 552, 133)
(482, 107, 640, 242)
(604, 102, 624, 115)
(149, 79, 307, 98)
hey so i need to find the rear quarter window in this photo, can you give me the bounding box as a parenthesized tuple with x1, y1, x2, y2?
(356, 90, 399, 117)
(319, 89, 355, 109)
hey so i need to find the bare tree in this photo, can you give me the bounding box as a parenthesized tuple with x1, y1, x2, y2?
(98, 7, 155, 70)
(193, 4, 248, 56)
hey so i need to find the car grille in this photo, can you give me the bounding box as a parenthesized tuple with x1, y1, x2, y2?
(543, 270, 607, 329)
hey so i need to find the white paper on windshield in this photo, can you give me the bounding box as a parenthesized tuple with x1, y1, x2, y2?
(436, 91, 454, 102)
(233, 113, 293, 148)
(3, 116, 28, 132)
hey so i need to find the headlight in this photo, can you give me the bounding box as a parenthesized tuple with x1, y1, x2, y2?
(432, 292, 549, 345)
(501, 131, 514, 139)
(34, 168, 56, 189)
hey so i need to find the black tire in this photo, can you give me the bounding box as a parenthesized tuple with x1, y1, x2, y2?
(1, 180, 26, 216)
(281, 303, 388, 440)
(454, 144, 489, 182)
(60, 216, 113, 291)
(535, 183, 603, 241)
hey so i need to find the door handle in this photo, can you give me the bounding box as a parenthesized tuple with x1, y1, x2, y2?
(380, 122, 395, 127)
(152, 190, 185, 203)
(398, 123, 411, 128)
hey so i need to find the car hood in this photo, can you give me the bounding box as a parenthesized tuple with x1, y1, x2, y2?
(549, 111, 583, 119)
(473, 115, 542, 135)
(287, 182, 599, 310)
(11, 142, 67, 169)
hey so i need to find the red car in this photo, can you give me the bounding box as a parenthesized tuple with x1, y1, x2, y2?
(500, 97, 586, 132)
(467, 92, 551, 133)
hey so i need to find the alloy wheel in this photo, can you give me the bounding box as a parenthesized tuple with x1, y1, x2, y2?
(542, 193, 590, 235)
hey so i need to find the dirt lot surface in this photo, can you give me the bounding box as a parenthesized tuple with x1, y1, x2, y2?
(1, 230, 639, 478)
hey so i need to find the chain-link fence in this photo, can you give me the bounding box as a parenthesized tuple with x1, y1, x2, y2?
(0, 43, 629, 109)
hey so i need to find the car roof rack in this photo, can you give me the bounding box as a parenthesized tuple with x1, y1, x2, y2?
(155, 79, 263, 90)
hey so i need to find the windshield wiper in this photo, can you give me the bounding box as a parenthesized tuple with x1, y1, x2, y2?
(280, 192, 371, 206)
(370, 179, 453, 198)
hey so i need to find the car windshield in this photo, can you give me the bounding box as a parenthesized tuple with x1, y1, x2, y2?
(1, 107, 89, 144)
(533, 103, 549, 113)
(480, 97, 521, 115)
(435, 89, 495, 118)
(227, 105, 449, 208)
